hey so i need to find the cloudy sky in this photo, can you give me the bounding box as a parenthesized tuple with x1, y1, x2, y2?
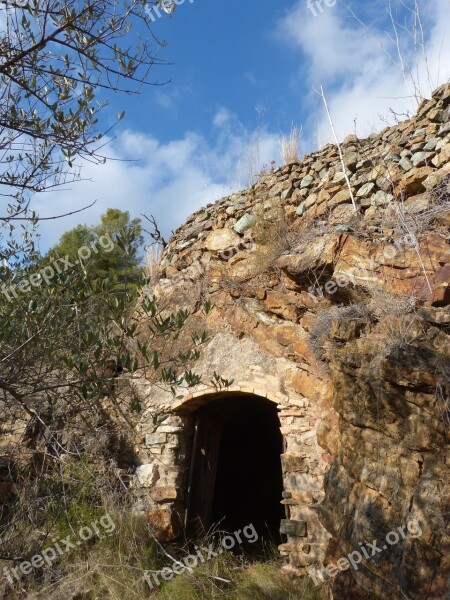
(30, 0, 450, 252)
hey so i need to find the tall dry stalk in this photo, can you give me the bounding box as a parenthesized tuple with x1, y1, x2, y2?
(318, 86, 358, 215)
(347, 0, 439, 107)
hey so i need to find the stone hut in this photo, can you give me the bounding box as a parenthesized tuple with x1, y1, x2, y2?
(131, 84, 450, 599)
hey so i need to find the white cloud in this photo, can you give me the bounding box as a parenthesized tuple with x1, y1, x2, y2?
(33, 114, 279, 253)
(277, 0, 450, 143)
(213, 107, 234, 128)
(154, 86, 181, 112)
(20, 0, 450, 255)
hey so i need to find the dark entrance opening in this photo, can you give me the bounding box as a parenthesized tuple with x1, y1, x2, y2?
(186, 395, 284, 544)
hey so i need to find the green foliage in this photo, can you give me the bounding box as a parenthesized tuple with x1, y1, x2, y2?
(46, 208, 144, 288)
(41, 457, 107, 543)
(211, 371, 234, 390)
(0, 0, 165, 270)
(0, 225, 211, 563)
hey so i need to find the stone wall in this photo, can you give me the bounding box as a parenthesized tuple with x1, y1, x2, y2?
(132, 331, 333, 571)
(132, 84, 450, 599)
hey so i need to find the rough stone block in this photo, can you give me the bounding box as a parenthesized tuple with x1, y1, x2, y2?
(234, 213, 256, 234)
(281, 454, 309, 472)
(280, 519, 307, 537)
(145, 433, 167, 446)
(151, 486, 179, 502)
(135, 463, 160, 488)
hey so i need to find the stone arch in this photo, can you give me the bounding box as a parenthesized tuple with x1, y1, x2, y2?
(172, 382, 287, 413)
(135, 333, 331, 573)
(136, 384, 330, 575)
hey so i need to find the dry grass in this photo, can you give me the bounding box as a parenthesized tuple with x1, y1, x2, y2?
(158, 552, 324, 600)
(391, 175, 450, 237)
(363, 285, 417, 319)
(1, 506, 324, 600)
(362, 285, 422, 349)
(308, 303, 370, 360)
(0, 428, 325, 600)
(251, 207, 340, 281)
(307, 285, 421, 360)
(279, 124, 302, 165)
(252, 203, 297, 273)
(372, 312, 423, 349)
(0, 459, 161, 600)
(145, 244, 163, 292)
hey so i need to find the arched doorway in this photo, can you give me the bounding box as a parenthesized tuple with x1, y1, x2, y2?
(185, 394, 284, 543)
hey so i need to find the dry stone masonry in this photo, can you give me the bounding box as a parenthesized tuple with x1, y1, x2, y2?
(132, 84, 450, 599)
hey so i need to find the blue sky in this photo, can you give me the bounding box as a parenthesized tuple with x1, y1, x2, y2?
(120, 0, 302, 143)
(33, 0, 450, 252)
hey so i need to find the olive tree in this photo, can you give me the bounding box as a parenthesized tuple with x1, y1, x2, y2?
(0, 0, 167, 263)
(0, 225, 212, 562)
